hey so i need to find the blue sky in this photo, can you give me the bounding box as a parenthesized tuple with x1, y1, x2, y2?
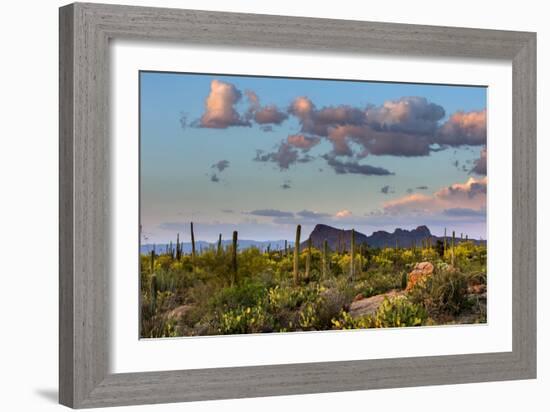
(140, 71, 487, 243)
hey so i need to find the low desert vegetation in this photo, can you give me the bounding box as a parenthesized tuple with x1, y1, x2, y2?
(140, 224, 487, 338)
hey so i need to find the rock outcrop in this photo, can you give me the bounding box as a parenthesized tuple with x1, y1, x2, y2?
(406, 261, 434, 291)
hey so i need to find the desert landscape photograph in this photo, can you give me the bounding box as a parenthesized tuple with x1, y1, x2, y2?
(139, 72, 487, 338)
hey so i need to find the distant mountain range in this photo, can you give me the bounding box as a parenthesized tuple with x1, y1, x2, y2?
(140, 224, 484, 254)
(140, 239, 290, 254)
(302, 224, 483, 250)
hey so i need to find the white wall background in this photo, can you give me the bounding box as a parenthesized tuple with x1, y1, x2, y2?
(0, 1, 546, 411)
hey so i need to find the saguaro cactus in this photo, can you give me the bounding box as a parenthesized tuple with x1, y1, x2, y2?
(150, 249, 155, 274)
(231, 231, 238, 284)
(176, 233, 181, 260)
(150, 274, 158, 314)
(451, 230, 456, 266)
(305, 237, 312, 279)
(350, 229, 356, 281)
(293, 225, 301, 285)
(322, 239, 328, 279)
(443, 227, 447, 255)
(401, 271, 408, 290)
(341, 229, 346, 253)
(359, 244, 363, 275)
(190, 222, 196, 271)
(217, 234, 222, 255)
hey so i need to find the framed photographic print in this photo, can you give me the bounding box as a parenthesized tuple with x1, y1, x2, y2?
(59, 2, 536, 408)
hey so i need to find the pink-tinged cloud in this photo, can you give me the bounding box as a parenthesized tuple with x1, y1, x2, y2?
(326, 125, 357, 156)
(335, 209, 352, 218)
(199, 80, 249, 128)
(383, 177, 487, 215)
(286, 96, 444, 158)
(286, 134, 321, 151)
(289, 96, 314, 117)
(255, 105, 288, 124)
(436, 109, 486, 146)
(246, 90, 288, 125)
(288, 97, 365, 137)
(471, 147, 487, 175)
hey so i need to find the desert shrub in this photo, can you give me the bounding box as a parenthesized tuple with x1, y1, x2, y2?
(331, 311, 371, 329)
(218, 302, 274, 334)
(274, 256, 294, 281)
(208, 279, 267, 311)
(331, 296, 427, 330)
(152, 269, 190, 294)
(237, 247, 275, 280)
(335, 254, 351, 275)
(371, 254, 394, 270)
(141, 315, 178, 338)
(140, 291, 179, 338)
(408, 269, 469, 316)
(315, 287, 349, 328)
(298, 302, 318, 330)
(357, 271, 401, 297)
(466, 270, 487, 286)
(268, 284, 316, 310)
(420, 248, 439, 262)
(155, 254, 174, 271)
(400, 249, 417, 265)
(370, 296, 427, 327)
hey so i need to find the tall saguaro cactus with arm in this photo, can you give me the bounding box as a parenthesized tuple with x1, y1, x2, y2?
(293, 225, 301, 285)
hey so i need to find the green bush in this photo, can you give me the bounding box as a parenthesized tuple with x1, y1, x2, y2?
(408, 269, 469, 316)
(218, 302, 274, 334)
(371, 296, 427, 327)
(208, 279, 267, 311)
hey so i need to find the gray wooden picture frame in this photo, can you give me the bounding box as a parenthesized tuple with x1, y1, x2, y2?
(59, 2, 536, 408)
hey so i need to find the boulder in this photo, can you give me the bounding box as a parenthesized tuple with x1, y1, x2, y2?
(349, 290, 403, 318)
(353, 293, 365, 302)
(406, 261, 434, 291)
(164, 304, 193, 320)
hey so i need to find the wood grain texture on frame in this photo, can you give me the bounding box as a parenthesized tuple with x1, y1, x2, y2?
(59, 2, 536, 408)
